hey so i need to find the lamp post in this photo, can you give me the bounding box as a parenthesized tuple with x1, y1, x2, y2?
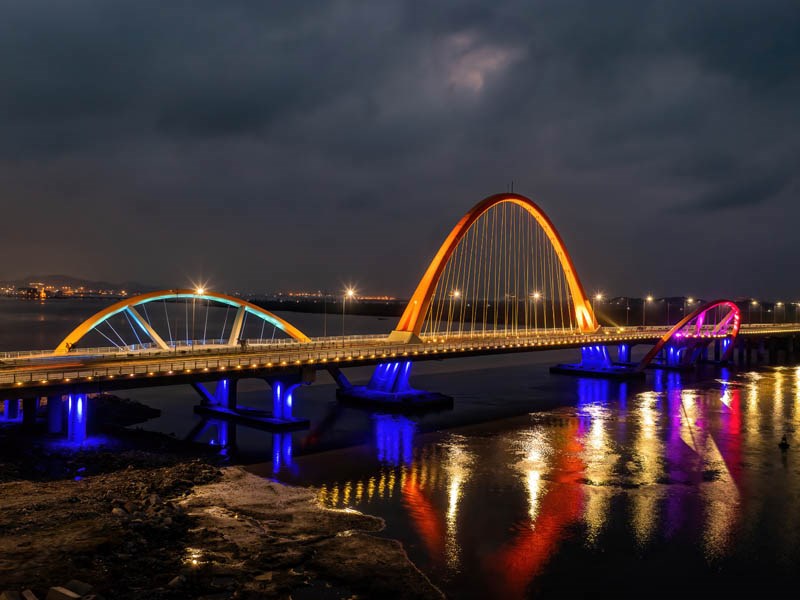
(684, 296, 694, 317)
(531, 292, 541, 333)
(342, 287, 356, 342)
(643, 295, 653, 327)
(194, 287, 206, 349)
(749, 300, 757, 324)
(323, 292, 327, 337)
(446, 289, 461, 338)
(593, 293, 603, 326)
(775, 301, 783, 324)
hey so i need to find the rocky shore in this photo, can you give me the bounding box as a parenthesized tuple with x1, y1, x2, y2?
(0, 427, 443, 599)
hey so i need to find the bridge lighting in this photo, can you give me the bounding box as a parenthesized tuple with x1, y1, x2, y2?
(195, 287, 205, 295)
(452, 289, 461, 298)
(643, 295, 653, 327)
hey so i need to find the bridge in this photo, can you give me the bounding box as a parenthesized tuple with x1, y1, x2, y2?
(2, 193, 799, 442)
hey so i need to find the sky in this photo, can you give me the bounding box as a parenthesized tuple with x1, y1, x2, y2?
(1, 0, 798, 300)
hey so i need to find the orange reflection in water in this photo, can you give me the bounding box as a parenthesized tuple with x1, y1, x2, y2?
(402, 466, 447, 562)
(485, 418, 586, 599)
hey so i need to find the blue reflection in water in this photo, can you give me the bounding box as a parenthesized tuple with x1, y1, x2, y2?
(374, 414, 416, 466)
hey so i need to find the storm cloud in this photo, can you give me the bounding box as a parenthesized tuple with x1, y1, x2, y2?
(1, 0, 798, 299)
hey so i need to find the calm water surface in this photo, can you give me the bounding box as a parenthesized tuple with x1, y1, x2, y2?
(3, 299, 799, 598)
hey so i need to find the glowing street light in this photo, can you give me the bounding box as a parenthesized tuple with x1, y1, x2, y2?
(342, 287, 356, 341)
(749, 300, 758, 323)
(592, 292, 603, 322)
(643, 295, 653, 327)
(447, 289, 461, 337)
(531, 292, 541, 331)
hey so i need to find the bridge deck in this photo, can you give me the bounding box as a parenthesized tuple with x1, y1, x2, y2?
(2, 323, 797, 396)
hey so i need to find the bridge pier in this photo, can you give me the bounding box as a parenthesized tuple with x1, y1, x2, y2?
(2, 399, 21, 421)
(550, 345, 644, 379)
(67, 393, 88, 445)
(617, 343, 632, 364)
(193, 368, 313, 430)
(337, 361, 453, 410)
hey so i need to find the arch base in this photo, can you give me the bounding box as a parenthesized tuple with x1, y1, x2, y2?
(387, 330, 422, 344)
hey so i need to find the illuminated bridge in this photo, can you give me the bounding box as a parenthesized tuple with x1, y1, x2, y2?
(2, 193, 799, 441)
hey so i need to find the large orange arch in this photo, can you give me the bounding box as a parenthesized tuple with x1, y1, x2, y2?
(388, 193, 597, 342)
(54, 289, 311, 354)
(636, 299, 740, 371)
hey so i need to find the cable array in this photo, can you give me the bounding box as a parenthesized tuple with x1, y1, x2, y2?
(421, 201, 578, 339)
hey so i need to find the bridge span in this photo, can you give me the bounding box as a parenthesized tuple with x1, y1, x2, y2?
(2, 192, 798, 442)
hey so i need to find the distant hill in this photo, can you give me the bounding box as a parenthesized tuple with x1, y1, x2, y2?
(2, 274, 158, 293)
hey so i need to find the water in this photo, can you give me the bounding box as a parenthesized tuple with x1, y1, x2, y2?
(3, 299, 800, 597)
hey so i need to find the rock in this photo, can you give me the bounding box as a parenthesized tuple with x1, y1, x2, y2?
(21, 591, 39, 600)
(63, 581, 92, 596)
(111, 507, 127, 518)
(148, 493, 161, 506)
(0, 591, 23, 600)
(167, 575, 186, 588)
(123, 501, 137, 514)
(44, 588, 80, 600)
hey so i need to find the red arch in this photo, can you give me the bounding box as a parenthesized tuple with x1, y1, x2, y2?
(388, 193, 596, 342)
(637, 299, 741, 371)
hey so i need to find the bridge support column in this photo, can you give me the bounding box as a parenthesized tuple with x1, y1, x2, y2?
(550, 345, 644, 379)
(3, 399, 20, 421)
(337, 361, 453, 409)
(48, 396, 64, 433)
(192, 379, 237, 409)
(269, 379, 301, 421)
(67, 393, 88, 445)
(193, 371, 311, 431)
(617, 344, 631, 364)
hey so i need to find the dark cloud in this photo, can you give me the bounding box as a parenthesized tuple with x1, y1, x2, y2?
(0, 0, 799, 299)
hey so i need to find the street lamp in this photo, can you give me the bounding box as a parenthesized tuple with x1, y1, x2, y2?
(531, 292, 541, 332)
(749, 300, 758, 324)
(684, 296, 694, 316)
(592, 292, 603, 325)
(643, 295, 653, 327)
(342, 287, 356, 341)
(775, 301, 783, 324)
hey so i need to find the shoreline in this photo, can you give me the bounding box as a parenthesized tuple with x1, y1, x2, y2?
(0, 428, 443, 599)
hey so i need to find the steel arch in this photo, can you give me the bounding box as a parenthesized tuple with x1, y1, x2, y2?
(54, 289, 311, 354)
(636, 299, 741, 371)
(389, 193, 597, 341)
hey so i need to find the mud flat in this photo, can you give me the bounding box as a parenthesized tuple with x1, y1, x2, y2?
(0, 433, 442, 599)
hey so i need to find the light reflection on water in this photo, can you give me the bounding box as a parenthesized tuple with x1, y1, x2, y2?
(299, 366, 800, 598)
